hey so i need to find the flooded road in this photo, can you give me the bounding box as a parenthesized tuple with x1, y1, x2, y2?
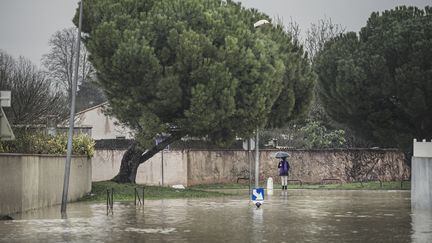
(1, 190, 431, 242)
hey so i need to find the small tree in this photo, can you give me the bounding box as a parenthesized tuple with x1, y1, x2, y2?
(0, 50, 68, 125)
(76, 0, 316, 183)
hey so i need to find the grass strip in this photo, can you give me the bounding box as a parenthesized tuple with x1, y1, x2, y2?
(80, 181, 233, 202)
(190, 181, 411, 190)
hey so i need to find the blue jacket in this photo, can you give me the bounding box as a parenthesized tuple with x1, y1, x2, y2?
(278, 159, 290, 176)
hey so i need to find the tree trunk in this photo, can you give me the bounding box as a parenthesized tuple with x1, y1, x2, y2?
(111, 142, 144, 183)
(111, 132, 183, 183)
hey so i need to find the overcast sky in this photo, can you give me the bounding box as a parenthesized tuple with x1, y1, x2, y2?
(0, 0, 430, 66)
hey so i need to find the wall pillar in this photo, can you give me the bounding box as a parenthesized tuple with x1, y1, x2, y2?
(411, 139, 432, 209)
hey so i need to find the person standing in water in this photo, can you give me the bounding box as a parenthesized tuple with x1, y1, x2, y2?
(278, 156, 290, 190)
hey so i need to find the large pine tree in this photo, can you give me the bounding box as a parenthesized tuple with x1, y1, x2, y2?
(75, 0, 315, 183)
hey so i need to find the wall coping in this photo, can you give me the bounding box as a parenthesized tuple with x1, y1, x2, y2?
(147, 148, 402, 152)
(0, 153, 88, 158)
(93, 148, 401, 152)
(413, 139, 432, 158)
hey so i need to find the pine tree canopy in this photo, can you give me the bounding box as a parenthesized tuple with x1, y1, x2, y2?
(75, 0, 315, 146)
(315, 6, 432, 150)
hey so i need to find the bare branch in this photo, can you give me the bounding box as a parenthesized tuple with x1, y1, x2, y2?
(0, 50, 68, 125)
(305, 16, 346, 63)
(42, 27, 95, 100)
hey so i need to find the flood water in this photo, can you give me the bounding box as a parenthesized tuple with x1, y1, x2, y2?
(1, 190, 431, 243)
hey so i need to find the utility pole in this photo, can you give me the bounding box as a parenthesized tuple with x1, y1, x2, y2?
(61, 0, 83, 215)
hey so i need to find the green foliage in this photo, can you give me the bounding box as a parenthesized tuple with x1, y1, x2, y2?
(46, 133, 68, 154)
(315, 6, 432, 150)
(72, 133, 96, 157)
(261, 121, 346, 149)
(0, 131, 95, 157)
(75, 0, 315, 147)
(299, 121, 346, 149)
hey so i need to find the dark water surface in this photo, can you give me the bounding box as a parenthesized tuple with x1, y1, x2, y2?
(1, 190, 431, 242)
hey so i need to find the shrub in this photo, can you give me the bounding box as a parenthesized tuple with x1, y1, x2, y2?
(72, 133, 95, 157)
(261, 120, 346, 149)
(0, 131, 95, 157)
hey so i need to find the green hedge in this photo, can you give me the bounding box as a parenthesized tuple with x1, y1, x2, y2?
(0, 131, 95, 157)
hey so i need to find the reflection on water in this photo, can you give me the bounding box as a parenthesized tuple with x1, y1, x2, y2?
(0, 190, 430, 242)
(412, 209, 432, 243)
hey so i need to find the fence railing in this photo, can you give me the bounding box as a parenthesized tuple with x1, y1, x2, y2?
(134, 187, 145, 206)
(287, 179, 303, 187)
(321, 178, 342, 186)
(359, 179, 383, 188)
(106, 188, 113, 215)
(400, 179, 410, 189)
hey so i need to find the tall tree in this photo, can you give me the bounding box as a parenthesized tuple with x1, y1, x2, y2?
(302, 17, 346, 126)
(282, 17, 348, 146)
(76, 0, 316, 183)
(305, 17, 345, 64)
(0, 50, 68, 125)
(315, 6, 432, 150)
(42, 27, 95, 100)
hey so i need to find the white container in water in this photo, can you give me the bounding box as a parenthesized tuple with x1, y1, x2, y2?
(267, 177, 274, 195)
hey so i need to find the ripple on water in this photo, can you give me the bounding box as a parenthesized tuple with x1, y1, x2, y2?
(124, 227, 176, 234)
(0, 190, 419, 243)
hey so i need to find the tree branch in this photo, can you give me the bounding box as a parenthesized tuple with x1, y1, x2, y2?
(138, 131, 184, 164)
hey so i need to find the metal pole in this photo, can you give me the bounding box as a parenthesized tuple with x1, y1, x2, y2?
(61, 0, 83, 215)
(161, 150, 164, 186)
(255, 127, 259, 188)
(111, 188, 114, 210)
(106, 189, 109, 214)
(248, 139, 251, 197)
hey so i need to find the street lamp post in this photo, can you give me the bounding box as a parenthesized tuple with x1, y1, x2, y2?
(61, 0, 84, 216)
(253, 19, 270, 189)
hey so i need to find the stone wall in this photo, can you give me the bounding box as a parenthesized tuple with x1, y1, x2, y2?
(0, 154, 91, 215)
(260, 149, 409, 184)
(187, 150, 249, 185)
(93, 148, 410, 186)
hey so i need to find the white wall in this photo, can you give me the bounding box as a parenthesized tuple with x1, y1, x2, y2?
(92, 150, 188, 186)
(0, 154, 91, 215)
(413, 139, 432, 157)
(75, 105, 133, 140)
(91, 149, 125, 181)
(412, 139, 432, 209)
(411, 157, 432, 209)
(137, 150, 187, 186)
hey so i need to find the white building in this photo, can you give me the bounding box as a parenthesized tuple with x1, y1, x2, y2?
(75, 102, 133, 140)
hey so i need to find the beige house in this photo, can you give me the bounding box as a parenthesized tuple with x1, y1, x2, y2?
(75, 102, 133, 140)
